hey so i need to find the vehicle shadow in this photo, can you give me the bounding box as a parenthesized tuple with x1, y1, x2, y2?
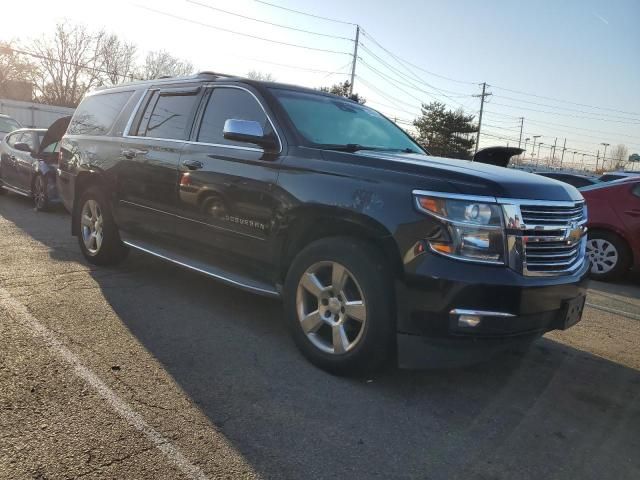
(2, 195, 640, 480)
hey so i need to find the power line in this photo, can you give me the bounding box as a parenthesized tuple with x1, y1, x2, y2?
(492, 93, 640, 122)
(244, 57, 351, 75)
(360, 29, 477, 85)
(134, 4, 351, 56)
(358, 59, 438, 104)
(489, 101, 640, 125)
(187, 0, 353, 41)
(251, 0, 357, 26)
(355, 75, 422, 110)
(490, 84, 640, 117)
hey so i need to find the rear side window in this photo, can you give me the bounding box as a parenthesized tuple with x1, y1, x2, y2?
(139, 92, 199, 141)
(197, 88, 272, 146)
(68, 91, 133, 136)
(19, 132, 35, 150)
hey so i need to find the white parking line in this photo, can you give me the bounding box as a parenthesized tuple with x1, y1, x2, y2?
(0, 287, 209, 480)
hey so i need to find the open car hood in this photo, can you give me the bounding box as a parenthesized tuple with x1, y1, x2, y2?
(39, 116, 71, 153)
(473, 146, 524, 167)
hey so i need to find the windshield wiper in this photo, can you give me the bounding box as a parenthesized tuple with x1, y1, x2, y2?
(315, 144, 418, 153)
(314, 143, 386, 152)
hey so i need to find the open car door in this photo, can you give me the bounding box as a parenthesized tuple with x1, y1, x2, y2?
(473, 146, 523, 167)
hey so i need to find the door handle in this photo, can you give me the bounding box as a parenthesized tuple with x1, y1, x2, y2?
(122, 149, 148, 159)
(182, 159, 203, 170)
(625, 209, 640, 217)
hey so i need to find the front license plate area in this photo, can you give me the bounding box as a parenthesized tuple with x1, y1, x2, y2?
(561, 295, 586, 329)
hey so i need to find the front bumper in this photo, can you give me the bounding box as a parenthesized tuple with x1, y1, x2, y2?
(395, 252, 590, 368)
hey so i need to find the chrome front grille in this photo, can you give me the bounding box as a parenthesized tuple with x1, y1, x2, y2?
(502, 199, 588, 277)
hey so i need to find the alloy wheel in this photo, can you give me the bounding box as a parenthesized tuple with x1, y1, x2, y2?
(296, 261, 367, 354)
(587, 238, 618, 274)
(81, 199, 104, 255)
(34, 176, 46, 210)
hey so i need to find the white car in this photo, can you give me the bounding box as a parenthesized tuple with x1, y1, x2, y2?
(0, 113, 22, 141)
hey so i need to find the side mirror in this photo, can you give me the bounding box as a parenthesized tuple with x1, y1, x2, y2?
(223, 119, 277, 150)
(14, 142, 32, 153)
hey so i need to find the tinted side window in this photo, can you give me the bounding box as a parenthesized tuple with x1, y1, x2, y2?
(632, 184, 640, 198)
(197, 88, 271, 146)
(68, 91, 133, 136)
(142, 93, 199, 140)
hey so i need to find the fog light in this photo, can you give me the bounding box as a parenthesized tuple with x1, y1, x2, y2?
(458, 314, 481, 327)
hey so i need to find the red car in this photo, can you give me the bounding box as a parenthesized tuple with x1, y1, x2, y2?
(581, 178, 640, 280)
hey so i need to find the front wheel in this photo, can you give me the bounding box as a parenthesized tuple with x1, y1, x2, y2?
(76, 187, 128, 266)
(284, 237, 394, 375)
(587, 231, 631, 281)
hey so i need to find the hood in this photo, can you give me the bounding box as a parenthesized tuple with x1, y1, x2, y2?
(38, 116, 71, 154)
(473, 146, 524, 167)
(350, 150, 583, 202)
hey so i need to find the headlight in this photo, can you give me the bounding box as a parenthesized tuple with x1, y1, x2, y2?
(415, 193, 506, 264)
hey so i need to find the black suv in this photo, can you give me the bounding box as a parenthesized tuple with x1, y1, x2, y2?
(57, 73, 589, 374)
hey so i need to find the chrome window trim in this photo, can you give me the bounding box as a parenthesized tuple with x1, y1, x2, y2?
(450, 309, 515, 318)
(123, 84, 283, 154)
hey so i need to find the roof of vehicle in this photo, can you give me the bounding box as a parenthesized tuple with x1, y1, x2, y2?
(6, 127, 47, 133)
(539, 171, 598, 180)
(91, 71, 358, 101)
(581, 176, 640, 191)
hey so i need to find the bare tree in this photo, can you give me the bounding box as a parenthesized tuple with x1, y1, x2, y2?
(0, 42, 35, 95)
(99, 34, 138, 85)
(610, 144, 629, 170)
(28, 23, 107, 107)
(139, 50, 193, 80)
(247, 70, 275, 82)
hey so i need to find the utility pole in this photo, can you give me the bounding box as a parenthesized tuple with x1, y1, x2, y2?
(600, 142, 609, 172)
(551, 137, 557, 167)
(572, 151, 578, 169)
(521, 137, 530, 166)
(531, 135, 541, 165)
(536, 143, 544, 168)
(473, 82, 492, 155)
(517, 117, 524, 148)
(560, 138, 567, 168)
(595, 150, 600, 173)
(349, 25, 360, 96)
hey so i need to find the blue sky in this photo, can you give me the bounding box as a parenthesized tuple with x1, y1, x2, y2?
(3, 0, 639, 165)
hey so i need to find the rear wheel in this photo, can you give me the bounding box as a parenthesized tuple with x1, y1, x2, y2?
(284, 237, 394, 375)
(587, 231, 631, 281)
(33, 175, 49, 211)
(76, 187, 128, 266)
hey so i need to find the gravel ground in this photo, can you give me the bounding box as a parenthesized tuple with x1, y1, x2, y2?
(1, 192, 639, 480)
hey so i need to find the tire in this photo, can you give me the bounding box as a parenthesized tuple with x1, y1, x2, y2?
(587, 230, 631, 281)
(283, 237, 395, 375)
(33, 175, 50, 211)
(75, 187, 128, 266)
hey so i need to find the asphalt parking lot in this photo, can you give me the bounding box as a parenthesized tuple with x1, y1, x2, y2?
(1, 193, 639, 480)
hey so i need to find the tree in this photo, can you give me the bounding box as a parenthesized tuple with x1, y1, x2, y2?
(609, 144, 629, 170)
(139, 50, 193, 80)
(413, 101, 477, 159)
(99, 34, 138, 85)
(28, 23, 107, 107)
(247, 70, 275, 81)
(0, 42, 35, 98)
(319, 80, 365, 104)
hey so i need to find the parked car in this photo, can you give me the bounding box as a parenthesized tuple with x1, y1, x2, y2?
(537, 171, 601, 188)
(581, 178, 640, 280)
(599, 171, 640, 182)
(57, 73, 589, 374)
(0, 116, 71, 210)
(0, 113, 22, 140)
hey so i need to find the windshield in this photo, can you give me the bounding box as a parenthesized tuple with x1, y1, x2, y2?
(270, 88, 425, 153)
(0, 117, 21, 133)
